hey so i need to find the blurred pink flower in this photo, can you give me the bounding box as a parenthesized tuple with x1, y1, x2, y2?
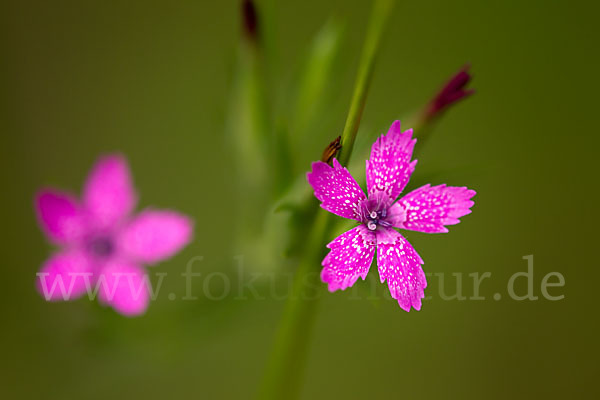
(307, 121, 475, 311)
(35, 154, 193, 316)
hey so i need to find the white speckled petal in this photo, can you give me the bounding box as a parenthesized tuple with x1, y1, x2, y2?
(376, 228, 427, 312)
(394, 184, 476, 233)
(307, 159, 366, 221)
(366, 120, 417, 204)
(321, 225, 376, 291)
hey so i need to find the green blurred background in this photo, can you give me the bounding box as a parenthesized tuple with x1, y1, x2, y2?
(1, 0, 598, 399)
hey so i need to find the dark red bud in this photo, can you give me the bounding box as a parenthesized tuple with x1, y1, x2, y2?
(425, 64, 474, 120)
(242, 0, 259, 42)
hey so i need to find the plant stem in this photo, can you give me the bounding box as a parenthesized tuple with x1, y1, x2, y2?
(337, 0, 395, 166)
(257, 1, 394, 399)
(257, 210, 331, 400)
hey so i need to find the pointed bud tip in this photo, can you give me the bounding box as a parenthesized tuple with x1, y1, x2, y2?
(242, 0, 259, 41)
(321, 136, 342, 164)
(426, 64, 474, 119)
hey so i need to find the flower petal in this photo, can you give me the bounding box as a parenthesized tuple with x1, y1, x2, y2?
(36, 249, 95, 301)
(321, 225, 376, 291)
(118, 210, 193, 264)
(35, 190, 87, 244)
(392, 184, 476, 233)
(376, 229, 427, 312)
(97, 261, 150, 316)
(307, 159, 366, 220)
(83, 154, 137, 229)
(366, 120, 417, 204)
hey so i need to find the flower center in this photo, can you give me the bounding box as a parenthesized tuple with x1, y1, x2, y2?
(88, 236, 114, 258)
(365, 208, 391, 231)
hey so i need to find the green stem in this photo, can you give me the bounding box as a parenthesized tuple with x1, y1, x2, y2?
(410, 113, 438, 158)
(257, 210, 331, 400)
(337, 0, 394, 166)
(228, 30, 271, 233)
(257, 2, 394, 399)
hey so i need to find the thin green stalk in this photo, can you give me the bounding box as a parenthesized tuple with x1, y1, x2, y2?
(257, 210, 331, 400)
(228, 21, 271, 234)
(257, 2, 394, 399)
(337, 0, 394, 166)
(410, 114, 438, 158)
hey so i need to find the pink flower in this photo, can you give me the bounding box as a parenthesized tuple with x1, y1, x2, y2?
(35, 154, 193, 316)
(307, 121, 475, 311)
